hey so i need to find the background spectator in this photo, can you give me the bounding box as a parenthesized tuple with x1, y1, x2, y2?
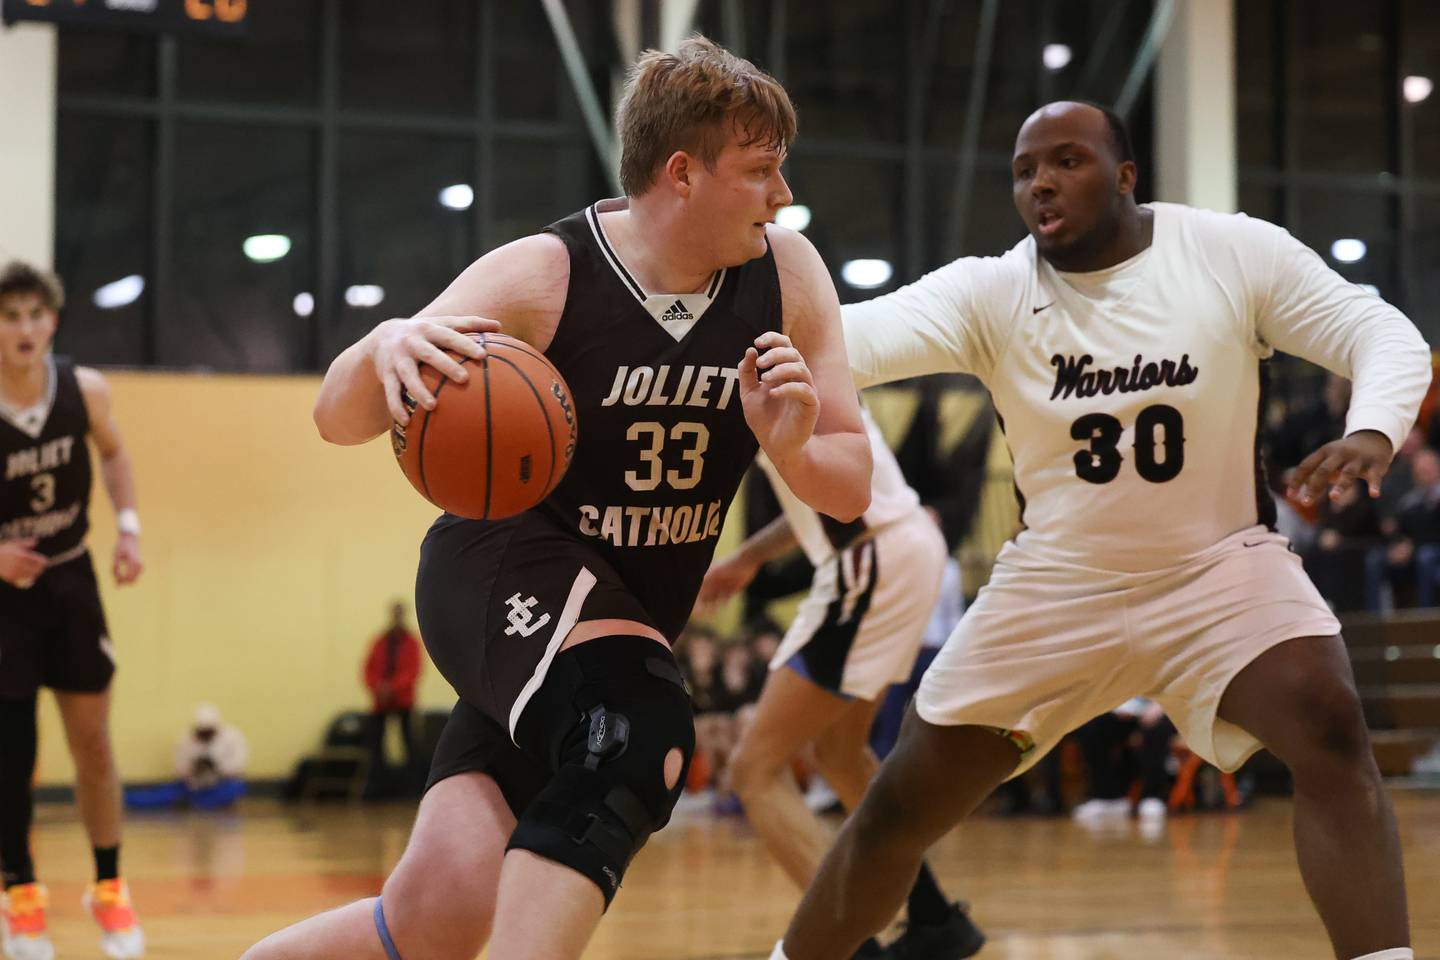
(362, 602, 423, 791)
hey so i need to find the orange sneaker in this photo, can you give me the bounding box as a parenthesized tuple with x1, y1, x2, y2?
(1, 883, 54, 960)
(82, 879, 145, 959)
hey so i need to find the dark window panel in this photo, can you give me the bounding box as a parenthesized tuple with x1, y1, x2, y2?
(176, 0, 321, 107)
(1402, 196, 1440, 341)
(1290, 3, 1389, 174)
(1235, 0, 1280, 171)
(165, 123, 315, 372)
(53, 115, 152, 367)
(1400, 0, 1440, 182)
(783, 155, 902, 299)
(1289, 187, 1395, 303)
(493, 0, 608, 122)
(326, 134, 475, 365)
(57, 28, 156, 99)
(339, 0, 478, 116)
(783, 0, 903, 143)
(924, 162, 1028, 265)
(490, 139, 601, 249)
(1238, 182, 1283, 225)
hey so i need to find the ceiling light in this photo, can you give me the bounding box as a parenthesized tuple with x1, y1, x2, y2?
(775, 204, 812, 232)
(841, 259, 893, 289)
(345, 285, 385, 308)
(1330, 238, 1366, 264)
(1043, 44, 1073, 72)
(243, 234, 292, 263)
(92, 275, 145, 309)
(439, 184, 474, 211)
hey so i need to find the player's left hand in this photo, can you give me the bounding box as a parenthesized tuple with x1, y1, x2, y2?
(739, 332, 819, 463)
(1288, 429, 1393, 505)
(114, 532, 143, 585)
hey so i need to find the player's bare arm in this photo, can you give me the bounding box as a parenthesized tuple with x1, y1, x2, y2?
(77, 366, 142, 585)
(750, 224, 871, 521)
(697, 513, 799, 607)
(313, 233, 570, 445)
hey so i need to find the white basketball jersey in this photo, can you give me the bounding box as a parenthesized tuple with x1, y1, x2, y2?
(757, 406, 920, 566)
(843, 203, 1430, 572)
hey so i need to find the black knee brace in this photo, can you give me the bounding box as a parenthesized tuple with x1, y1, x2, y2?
(507, 640, 694, 906)
(0, 695, 38, 887)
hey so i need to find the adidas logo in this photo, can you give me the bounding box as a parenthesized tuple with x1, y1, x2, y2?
(660, 299, 694, 323)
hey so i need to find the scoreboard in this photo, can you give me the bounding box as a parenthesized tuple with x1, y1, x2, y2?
(2, 0, 248, 36)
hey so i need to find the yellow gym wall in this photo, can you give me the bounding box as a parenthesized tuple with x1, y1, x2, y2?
(36, 368, 750, 786)
(35, 372, 1009, 786)
(38, 369, 466, 785)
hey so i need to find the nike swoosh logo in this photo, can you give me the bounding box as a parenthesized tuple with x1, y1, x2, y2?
(1033, 303, 1054, 314)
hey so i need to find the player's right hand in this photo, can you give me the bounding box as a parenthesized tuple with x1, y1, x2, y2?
(697, 553, 760, 608)
(0, 538, 47, 589)
(370, 316, 502, 425)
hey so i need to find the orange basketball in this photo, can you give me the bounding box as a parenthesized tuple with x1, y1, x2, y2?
(391, 333, 577, 520)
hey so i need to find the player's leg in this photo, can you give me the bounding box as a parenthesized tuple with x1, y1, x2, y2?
(242, 770, 514, 960)
(728, 666, 861, 886)
(777, 708, 1019, 960)
(53, 690, 122, 853)
(485, 633, 695, 960)
(0, 694, 39, 893)
(810, 691, 985, 959)
(1217, 634, 1408, 959)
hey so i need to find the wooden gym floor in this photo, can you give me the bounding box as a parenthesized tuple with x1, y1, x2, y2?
(24, 789, 1440, 959)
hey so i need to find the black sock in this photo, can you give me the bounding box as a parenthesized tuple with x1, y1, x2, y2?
(906, 862, 953, 926)
(94, 845, 120, 883)
(0, 696, 39, 889)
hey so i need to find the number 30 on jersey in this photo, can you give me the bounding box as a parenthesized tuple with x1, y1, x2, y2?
(1070, 404, 1185, 484)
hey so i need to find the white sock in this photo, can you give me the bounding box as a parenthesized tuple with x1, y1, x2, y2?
(1350, 949, 1413, 960)
(768, 941, 790, 960)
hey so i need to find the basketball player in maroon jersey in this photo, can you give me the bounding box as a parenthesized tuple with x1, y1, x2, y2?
(0, 262, 147, 960)
(244, 37, 874, 960)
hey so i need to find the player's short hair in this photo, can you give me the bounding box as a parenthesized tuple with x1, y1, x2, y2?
(617, 35, 797, 198)
(1074, 100, 1136, 166)
(0, 261, 65, 311)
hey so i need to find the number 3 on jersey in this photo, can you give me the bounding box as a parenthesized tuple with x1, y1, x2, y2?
(1070, 404, 1184, 484)
(625, 422, 710, 491)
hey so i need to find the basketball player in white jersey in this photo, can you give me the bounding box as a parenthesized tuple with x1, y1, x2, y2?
(699, 407, 983, 959)
(772, 102, 1428, 960)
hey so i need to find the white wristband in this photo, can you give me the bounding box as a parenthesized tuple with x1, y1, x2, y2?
(117, 509, 141, 536)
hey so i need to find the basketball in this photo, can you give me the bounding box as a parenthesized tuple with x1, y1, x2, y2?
(391, 332, 577, 520)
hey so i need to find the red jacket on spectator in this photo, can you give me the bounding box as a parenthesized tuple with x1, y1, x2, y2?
(364, 628, 422, 711)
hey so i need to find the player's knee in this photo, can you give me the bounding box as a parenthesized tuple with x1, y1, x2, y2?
(375, 887, 487, 960)
(69, 730, 115, 775)
(727, 737, 787, 802)
(507, 679, 694, 907)
(1281, 680, 1373, 780)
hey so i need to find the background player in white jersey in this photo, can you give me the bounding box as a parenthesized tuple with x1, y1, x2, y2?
(699, 407, 983, 960)
(0, 263, 146, 960)
(774, 102, 1429, 960)
(243, 38, 871, 960)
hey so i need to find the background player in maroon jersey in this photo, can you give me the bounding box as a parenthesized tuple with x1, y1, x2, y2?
(244, 37, 872, 960)
(0, 261, 147, 960)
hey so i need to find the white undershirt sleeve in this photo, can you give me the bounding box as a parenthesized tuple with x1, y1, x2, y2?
(1250, 219, 1432, 454)
(841, 257, 1000, 388)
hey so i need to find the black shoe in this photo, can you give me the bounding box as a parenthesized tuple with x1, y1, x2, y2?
(850, 940, 889, 960)
(888, 902, 986, 959)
